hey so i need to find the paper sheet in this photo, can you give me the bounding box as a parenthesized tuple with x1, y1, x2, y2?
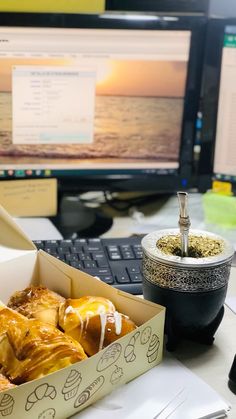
(225, 296, 236, 315)
(71, 355, 230, 419)
(14, 217, 63, 240)
(0, 179, 58, 216)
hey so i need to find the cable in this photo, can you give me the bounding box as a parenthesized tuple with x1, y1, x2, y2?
(103, 190, 170, 212)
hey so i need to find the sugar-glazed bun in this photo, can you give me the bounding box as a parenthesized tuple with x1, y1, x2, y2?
(59, 296, 116, 341)
(79, 312, 137, 356)
(59, 296, 136, 356)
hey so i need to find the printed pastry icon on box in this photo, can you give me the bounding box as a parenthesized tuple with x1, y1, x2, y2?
(0, 393, 14, 416)
(62, 370, 82, 401)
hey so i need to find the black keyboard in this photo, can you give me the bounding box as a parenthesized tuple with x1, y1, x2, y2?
(33, 236, 143, 295)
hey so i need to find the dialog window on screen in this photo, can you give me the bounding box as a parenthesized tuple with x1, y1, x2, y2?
(12, 66, 96, 144)
(0, 27, 190, 171)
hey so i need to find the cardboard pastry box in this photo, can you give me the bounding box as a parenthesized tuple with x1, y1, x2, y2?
(0, 205, 165, 419)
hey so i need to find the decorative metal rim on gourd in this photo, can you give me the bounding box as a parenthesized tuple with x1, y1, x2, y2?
(141, 229, 234, 268)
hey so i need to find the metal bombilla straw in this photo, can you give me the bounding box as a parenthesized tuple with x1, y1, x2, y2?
(177, 191, 191, 257)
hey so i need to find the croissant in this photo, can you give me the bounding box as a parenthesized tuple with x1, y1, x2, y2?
(0, 306, 87, 384)
(7, 286, 65, 327)
(59, 296, 136, 356)
(0, 373, 16, 392)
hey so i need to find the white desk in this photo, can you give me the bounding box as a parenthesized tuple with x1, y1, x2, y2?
(173, 268, 236, 418)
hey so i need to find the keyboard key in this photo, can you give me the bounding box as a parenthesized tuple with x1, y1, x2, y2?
(120, 244, 132, 251)
(83, 261, 97, 269)
(60, 240, 73, 246)
(56, 255, 66, 262)
(127, 266, 140, 274)
(87, 245, 103, 252)
(88, 238, 101, 244)
(129, 273, 143, 283)
(45, 240, 58, 247)
(96, 275, 114, 284)
(57, 246, 71, 254)
(79, 253, 92, 261)
(121, 251, 135, 259)
(134, 251, 143, 259)
(109, 253, 122, 260)
(96, 258, 109, 268)
(74, 238, 87, 244)
(107, 245, 119, 251)
(44, 248, 57, 255)
(70, 261, 83, 269)
(91, 251, 106, 259)
(65, 254, 79, 262)
(97, 268, 111, 275)
(107, 247, 121, 259)
(71, 245, 84, 253)
(115, 273, 130, 283)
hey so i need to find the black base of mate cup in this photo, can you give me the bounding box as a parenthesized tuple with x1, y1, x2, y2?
(141, 229, 234, 351)
(228, 355, 236, 394)
(143, 278, 226, 351)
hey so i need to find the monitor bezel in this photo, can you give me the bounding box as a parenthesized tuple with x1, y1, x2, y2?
(105, 0, 209, 14)
(0, 12, 207, 193)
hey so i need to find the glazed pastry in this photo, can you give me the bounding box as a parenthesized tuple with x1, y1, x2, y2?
(78, 312, 137, 356)
(0, 374, 16, 392)
(59, 296, 116, 341)
(7, 286, 65, 326)
(59, 296, 136, 356)
(6, 289, 136, 359)
(0, 306, 87, 384)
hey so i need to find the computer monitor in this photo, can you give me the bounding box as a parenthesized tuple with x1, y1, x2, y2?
(199, 18, 236, 193)
(0, 12, 206, 196)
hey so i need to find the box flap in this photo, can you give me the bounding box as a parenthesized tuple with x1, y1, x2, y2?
(0, 252, 38, 303)
(0, 204, 36, 251)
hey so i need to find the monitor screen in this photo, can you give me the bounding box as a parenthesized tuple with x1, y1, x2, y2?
(199, 18, 236, 192)
(213, 24, 236, 180)
(0, 12, 206, 193)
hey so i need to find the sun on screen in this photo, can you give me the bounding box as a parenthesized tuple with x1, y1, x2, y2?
(96, 61, 112, 84)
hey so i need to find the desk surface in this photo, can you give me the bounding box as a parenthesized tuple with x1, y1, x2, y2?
(173, 268, 236, 418)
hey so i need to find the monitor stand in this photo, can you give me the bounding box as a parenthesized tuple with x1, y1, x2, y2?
(51, 195, 113, 239)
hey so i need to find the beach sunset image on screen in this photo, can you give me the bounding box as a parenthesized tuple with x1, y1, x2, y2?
(0, 27, 190, 169)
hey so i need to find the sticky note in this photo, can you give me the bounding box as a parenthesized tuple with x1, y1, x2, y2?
(212, 180, 232, 196)
(0, 179, 57, 217)
(0, 0, 105, 13)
